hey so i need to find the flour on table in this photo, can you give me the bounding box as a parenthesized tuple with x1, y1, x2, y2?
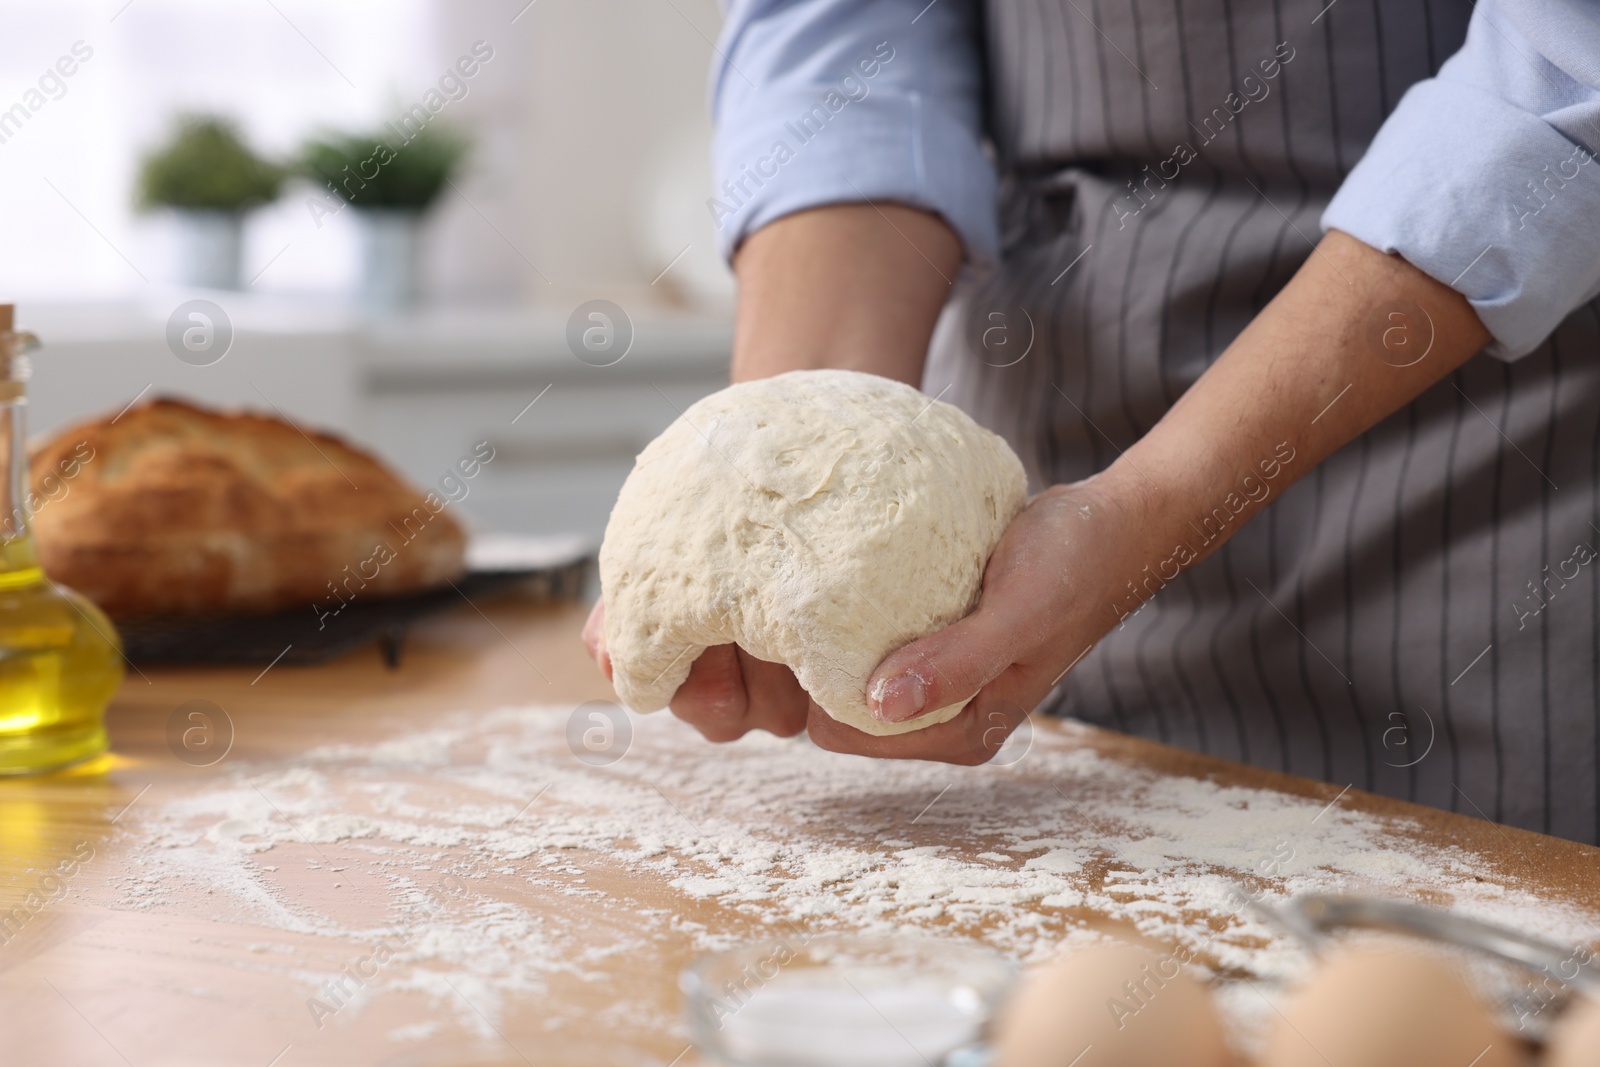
(97, 706, 1599, 1053)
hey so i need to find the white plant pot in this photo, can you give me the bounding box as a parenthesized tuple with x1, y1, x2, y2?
(358, 209, 423, 312)
(173, 210, 244, 290)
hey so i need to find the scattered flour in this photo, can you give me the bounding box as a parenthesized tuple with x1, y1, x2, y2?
(98, 705, 1599, 1053)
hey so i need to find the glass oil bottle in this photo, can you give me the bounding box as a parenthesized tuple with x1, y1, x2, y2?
(0, 305, 123, 773)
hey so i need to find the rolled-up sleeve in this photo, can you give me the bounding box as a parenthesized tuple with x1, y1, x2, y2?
(1322, 0, 1600, 360)
(710, 0, 997, 264)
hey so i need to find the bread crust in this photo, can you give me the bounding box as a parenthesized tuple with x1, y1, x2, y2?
(28, 397, 465, 616)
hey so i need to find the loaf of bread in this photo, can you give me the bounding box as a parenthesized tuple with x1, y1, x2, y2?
(28, 397, 466, 616)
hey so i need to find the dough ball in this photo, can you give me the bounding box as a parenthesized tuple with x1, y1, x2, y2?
(1259, 947, 1525, 1067)
(599, 369, 1027, 736)
(1546, 992, 1600, 1067)
(992, 942, 1235, 1067)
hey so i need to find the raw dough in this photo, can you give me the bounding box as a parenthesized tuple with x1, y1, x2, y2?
(599, 369, 1027, 736)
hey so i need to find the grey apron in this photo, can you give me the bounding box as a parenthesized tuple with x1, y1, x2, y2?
(925, 0, 1600, 841)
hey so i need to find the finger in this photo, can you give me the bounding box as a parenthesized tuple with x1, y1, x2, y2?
(581, 598, 603, 657)
(670, 648, 811, 743)
(864, 606, 1022, 727)
(585, 598, 608, 655)
(808, 672, 1034, 765)
(735, 649, 811, 738)
(669, 644, 750, 742)
(580, 598, 613, 680)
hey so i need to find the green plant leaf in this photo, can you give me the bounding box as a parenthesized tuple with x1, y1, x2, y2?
(298, 124, 470, 212)
(137, 115, 284, 212)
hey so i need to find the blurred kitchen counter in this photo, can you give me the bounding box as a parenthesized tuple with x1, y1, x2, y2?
(2, 598, 1598, 1066)
(17, 299, 733, 541)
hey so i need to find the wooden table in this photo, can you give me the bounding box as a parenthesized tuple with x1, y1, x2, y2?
(2, 599, 1597, 1066)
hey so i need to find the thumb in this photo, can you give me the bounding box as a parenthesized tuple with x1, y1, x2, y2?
(865, 607, 1015, 726)
(581, 597, 613, 680)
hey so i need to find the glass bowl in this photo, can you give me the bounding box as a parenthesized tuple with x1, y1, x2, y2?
(682, 934, 1017, 1067)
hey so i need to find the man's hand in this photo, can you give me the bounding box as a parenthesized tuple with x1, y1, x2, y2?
(581, 592, 1037, 762)
(584, 211, 1490, 765)
(583, 598, 810, 741)
(862, 230, 1490, 746)
(580, 476, 1147, 763)
(861, 480, 1138, 733)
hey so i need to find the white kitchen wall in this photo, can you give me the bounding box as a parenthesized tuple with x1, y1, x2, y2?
(0, 0, 733, 310)
(0, 0, 432, 300)
(3, 0, 740, 541)
(496, 0, 735, 307)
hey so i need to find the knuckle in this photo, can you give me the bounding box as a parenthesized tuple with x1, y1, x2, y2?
(673, 689, 741, 725)
(677, 666, 747, 726)
(702, 689, 747, 725)
(671, 702, 747, 743)
(751, 702, 807, 738)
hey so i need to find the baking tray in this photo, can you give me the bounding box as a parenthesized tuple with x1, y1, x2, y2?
(115, 537, 593, 668)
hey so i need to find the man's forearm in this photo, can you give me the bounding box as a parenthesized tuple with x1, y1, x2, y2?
(730, 203, 961, 385)
(1101, 230, 1491, 599)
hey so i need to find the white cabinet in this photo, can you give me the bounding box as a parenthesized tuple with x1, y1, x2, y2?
(360, 310, 731, 541)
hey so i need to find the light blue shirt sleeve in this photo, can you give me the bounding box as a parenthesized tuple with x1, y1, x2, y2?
(1323, 0, 1600, 360)
(709, 0, 998, 264)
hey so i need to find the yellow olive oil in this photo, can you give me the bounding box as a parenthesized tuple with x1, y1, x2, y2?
(0, 306, 123, 774)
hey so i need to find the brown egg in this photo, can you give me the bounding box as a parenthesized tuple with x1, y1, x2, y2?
(1546, 992, 1600, 1067)
(992, 941, 1235, 1067)
(1259, 948, 1525, 1067)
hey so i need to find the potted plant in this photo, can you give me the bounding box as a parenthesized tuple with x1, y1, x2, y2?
(298, 125, 470, 310)
(137, 115, 285, 290)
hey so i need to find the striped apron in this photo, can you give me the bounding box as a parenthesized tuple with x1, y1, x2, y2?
(925, 0, 1600, 841)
